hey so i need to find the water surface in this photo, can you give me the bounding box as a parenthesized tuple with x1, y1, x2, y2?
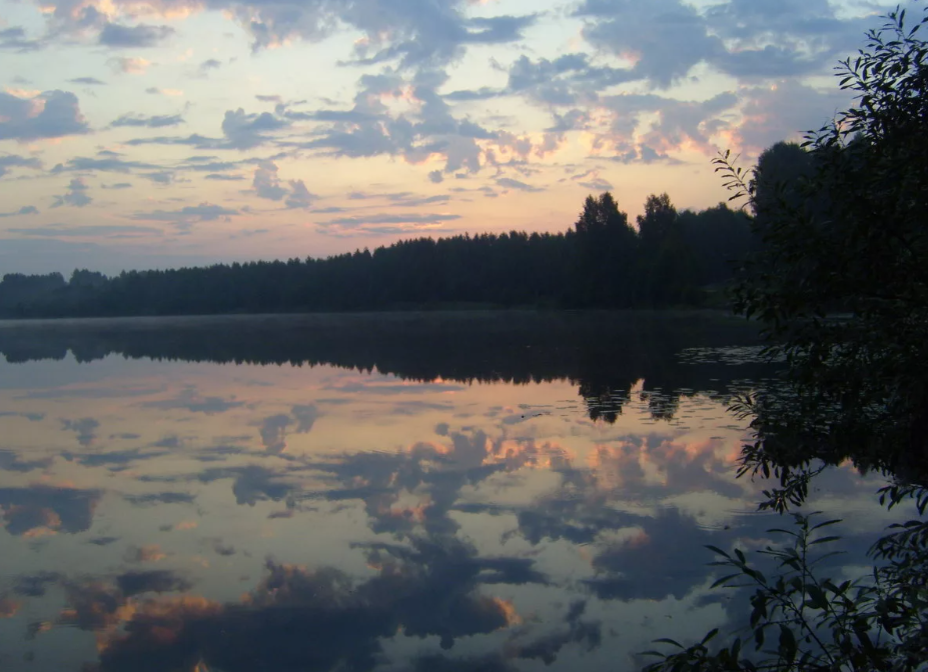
(0, 312, 897, 672)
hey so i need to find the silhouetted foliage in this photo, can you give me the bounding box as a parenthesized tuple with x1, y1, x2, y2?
(647, 6, 928, 671)
(0, 195, 754, 318)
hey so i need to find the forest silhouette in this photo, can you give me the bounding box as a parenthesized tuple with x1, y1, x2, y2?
(0, 185, 771, 317)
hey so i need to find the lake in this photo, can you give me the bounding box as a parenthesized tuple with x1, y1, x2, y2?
(0, 312, 901, 672)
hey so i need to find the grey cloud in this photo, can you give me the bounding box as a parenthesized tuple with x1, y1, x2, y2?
(99, 22, 174, 48)
(259, 414, 291, 453)
(111, 113, 185, 128)
(252, 161, 288, 200)
(0, 90, 89, 141)
(200, 58, 222, 72)
(102, 182, 132, 189)
(0, 205, 39, 218)
(143, 388, 244, 413)
(52, 156, 159, 172)
(205, 173, 245, 180)
(0, 26, 42, 52)
(132, 203, 239, 228)
(0, 485, 101, 536)
(733, 79, 850, 152)
(61, 417, 99, 446)
(253, 161, 316, 208)
(124, 491, 196, 505)
(286, 180, 315, 209)
(222, 108, 289, 149)
(428, 170, 444, 184)
(0, 153, 42, 177)
(117, 570, 192, 597)
(143, 170, 175, 184)
(576, 0, 722, 87)
(496, 177, 542, 192)
(0, 449, 53, 473)
(504, 53, 634, 106)
(69, 76, 107, 85)
(51, 178, 92, 208)
(126, 133, 223, 149)
(256, 94, 282, 103)
(292, 404, 320, 433)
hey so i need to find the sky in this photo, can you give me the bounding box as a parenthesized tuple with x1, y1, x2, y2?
(0, 0, 916, 274)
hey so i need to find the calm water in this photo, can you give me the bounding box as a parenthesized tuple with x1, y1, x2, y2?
(0, 312, 900, 672)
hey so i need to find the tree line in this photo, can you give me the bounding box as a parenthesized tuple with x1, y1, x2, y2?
(0, 188, 764, 318)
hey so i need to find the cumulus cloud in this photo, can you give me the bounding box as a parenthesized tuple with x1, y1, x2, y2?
(222, 108, 289, 149)
(252, 161, 316, 208)
(0, 90, 89, 141)
(252, 161, 288, 200)
(52, 178, 93, 208)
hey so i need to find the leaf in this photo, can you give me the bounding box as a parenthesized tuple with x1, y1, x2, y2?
(710, 574, 741, 589)
(778, 625, 798, 663)
(652, 638, 684, 649)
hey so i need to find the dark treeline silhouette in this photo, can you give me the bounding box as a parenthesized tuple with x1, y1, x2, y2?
(0, 311, 768, 423)
(0, 192, 755, 318)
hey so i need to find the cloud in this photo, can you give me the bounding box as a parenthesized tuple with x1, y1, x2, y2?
(69, 76, 107, 85)
(108, 57, 151, 74)
(200, 58, 222, 73)
(205, 173, 244, 180)
(0, 485, 102, 536)
(252, 162, 316, 208)
(496, 177, 542, 192)
(0, 26, 42, 52)
(52, 156, 158, 172)
(124, 491, 196, 505)
(0, 153, 42, 177)
(0, 205, 39, 218)
(99, 23, 174, 48)
(428, 170, 444, 184)
(61, 417, 99, 445)
(124, 544, 167, 563)
(116, 570, 192, 597)
(0, 90, 89, 141)
(0, 448, 52, 472)
(252, 161, 288, 200)
(68, 536, 538, 672)
(576, 0, 721, 88)
(259, 414, 291, 453)
(222, 108, 289, 149)
(110, 113, 184, 128)
(142, 387, 245, 412)
(286, 180, 315, 209)
(132, 203, 239, 229)
(145, 87, 183, 96)
(51, 177, 93, 208)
